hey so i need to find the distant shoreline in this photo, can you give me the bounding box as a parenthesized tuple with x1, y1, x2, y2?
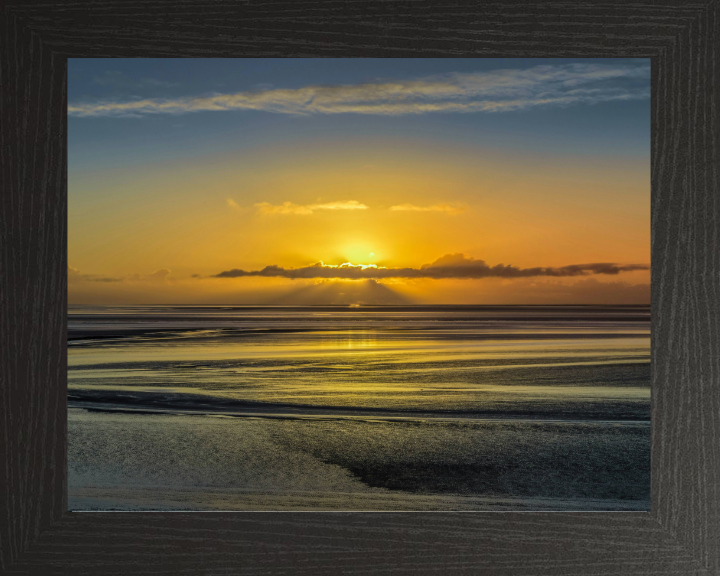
(69, 303, 652, 311)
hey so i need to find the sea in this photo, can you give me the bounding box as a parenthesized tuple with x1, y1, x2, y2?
(68, 305, 651, 511)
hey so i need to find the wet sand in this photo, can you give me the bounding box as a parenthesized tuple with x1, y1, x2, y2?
(68, 305, 650, 511)
(69, 408, 650, 511)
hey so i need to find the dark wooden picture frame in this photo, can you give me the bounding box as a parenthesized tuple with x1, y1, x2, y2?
(1, 2, 718, 574)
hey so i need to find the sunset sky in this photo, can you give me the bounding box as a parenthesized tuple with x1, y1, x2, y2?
(68, 58, 650, 305)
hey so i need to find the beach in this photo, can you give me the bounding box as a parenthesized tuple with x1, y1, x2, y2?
(68, 305, 651, 511)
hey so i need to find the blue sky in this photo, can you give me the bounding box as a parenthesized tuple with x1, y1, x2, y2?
(68, 58, 650, 174)
(67, 58, 651, 305)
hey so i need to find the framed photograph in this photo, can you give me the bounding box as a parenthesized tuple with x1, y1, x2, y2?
(2, 2, 718, 574)
(67, 56, 652, 514)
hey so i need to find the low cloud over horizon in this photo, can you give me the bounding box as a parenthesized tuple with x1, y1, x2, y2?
(68, 62, 649, 119)
(211, 253, 649, 281)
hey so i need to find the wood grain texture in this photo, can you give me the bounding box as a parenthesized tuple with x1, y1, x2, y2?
(0, 5, 68, 574)
(1, 1, 718, 574)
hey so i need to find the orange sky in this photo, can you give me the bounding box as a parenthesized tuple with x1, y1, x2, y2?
(68, 59, 649, 305)
(69, 139, 649, 305)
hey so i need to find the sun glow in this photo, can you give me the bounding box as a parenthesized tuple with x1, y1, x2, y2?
(317, 261, 381, 270)
(338, 242, 379, 264)
(67, 59, 649, 306)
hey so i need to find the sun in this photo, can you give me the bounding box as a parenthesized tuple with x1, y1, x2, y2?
(338, 242, 378, 264)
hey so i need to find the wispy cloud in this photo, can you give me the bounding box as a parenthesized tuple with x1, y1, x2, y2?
(227, 198, 241, 210)
(255, 200, 368, 215)
(390, 203, 466, 214)
(69, 266, 172, 283)
(69, 63, 649, 118)
(211, 253, 649, 280)
(126, 268, 172, 282)
(68, 265, 122, 283)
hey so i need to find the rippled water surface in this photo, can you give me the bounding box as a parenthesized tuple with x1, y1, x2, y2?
(68, 305, 650, 510)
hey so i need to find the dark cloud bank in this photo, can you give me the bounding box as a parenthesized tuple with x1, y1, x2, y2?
(212, 254, 648, 281)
